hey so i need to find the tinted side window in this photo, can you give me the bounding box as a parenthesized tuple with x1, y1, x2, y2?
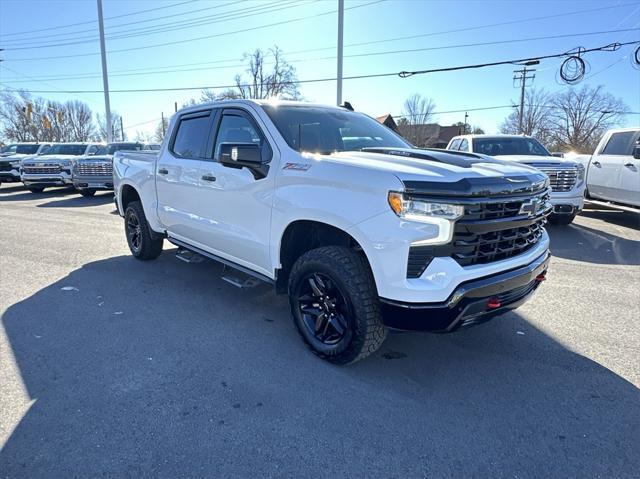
(214, 113, 265, 161)
(601, 131, 638, 155)
(459, 139, 469, 152)
(449, 139, 461, 150)
(172, 114, 211, 159)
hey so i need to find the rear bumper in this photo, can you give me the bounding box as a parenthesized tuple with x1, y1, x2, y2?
(380, 250, 550, 332)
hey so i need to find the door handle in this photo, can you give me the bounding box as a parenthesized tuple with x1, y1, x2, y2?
(201, 174, 216, 182)
(592, 161, 601, 167)
(624, 162, 635, 168)
(158, 167, 168, 175)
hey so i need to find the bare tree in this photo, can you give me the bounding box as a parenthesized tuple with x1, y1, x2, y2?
(548, 85, 629, 153)
(200, 46, 300, 101)
(397, 93, 437, 146)
(154, 116, 169, 142)
(65, 100, 95, 141)
(95, 112, 124, 142)
(501, 88, 554, 146)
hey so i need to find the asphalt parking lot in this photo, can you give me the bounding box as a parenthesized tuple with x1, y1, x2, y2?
(1, 184, 639, 478)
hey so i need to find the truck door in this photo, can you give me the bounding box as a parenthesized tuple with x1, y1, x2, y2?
(589, 130, 639, 204)
(194, 108, 276, 277)
(156, 109, 214, 241)
(619, 130, 640, 206)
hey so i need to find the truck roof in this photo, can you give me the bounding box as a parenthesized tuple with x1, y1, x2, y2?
(177, 99, 356, 116)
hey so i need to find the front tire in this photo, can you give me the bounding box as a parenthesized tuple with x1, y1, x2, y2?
(79, 188, 96, 197)
(548, 212, 577, 225)
(288, 246, 387, 364)
(124, 201, 163, 260)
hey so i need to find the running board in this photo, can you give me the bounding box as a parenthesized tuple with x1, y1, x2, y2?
(168, 237, 274, 285)
(585, 199, 640, 214)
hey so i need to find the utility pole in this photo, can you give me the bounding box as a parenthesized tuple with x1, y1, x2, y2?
(174, 102, 178, 113)
(161, 112, 166, 137)
(464, 112, 469, 134)
(120, 116, 124, 141)
(97, 0, 112, 142)
(336, 0, 344, 106)
(513, 60, 539, 134)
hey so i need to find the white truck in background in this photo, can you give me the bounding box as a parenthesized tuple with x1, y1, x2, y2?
(113, 100, 552, 364)
(581, 127, 640, 211)
(447, 134, 586, 225)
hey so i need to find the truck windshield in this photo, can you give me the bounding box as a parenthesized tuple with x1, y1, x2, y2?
(472, 137, 550, 157)
(15, 145, 40, 154)
(262, 105, 410, 154)
(46, 144, 89, 156)
(96, 143, 142, 155)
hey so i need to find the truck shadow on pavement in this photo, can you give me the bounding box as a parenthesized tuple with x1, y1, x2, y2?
(0, 186, 77, 203)
(37, 192, 115, 208)
(1, 252, 638, 477)
(546, 220, 640, 265)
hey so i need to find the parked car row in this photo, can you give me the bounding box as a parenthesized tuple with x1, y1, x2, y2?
(0, 142, 161, 194)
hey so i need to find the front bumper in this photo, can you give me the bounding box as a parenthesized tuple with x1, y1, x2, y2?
(549, 186, 585, 214)
(22, 172, 73, 187)
(72, 175, 113, 190)
(380, 250, 550, 332)
(0, 170, 21, 182)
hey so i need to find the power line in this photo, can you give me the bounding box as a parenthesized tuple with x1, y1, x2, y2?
(2, 0, 306, 50)
(3, 40, 637, 94)
(2, 28, 636, 84)
(2, 0, 385, 61)
(0, 0, 198, 38)
(0, 1, 243, 44)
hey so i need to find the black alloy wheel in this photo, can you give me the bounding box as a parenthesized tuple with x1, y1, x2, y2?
(295, 272, 352, 346)
(126, 209, 143, 254)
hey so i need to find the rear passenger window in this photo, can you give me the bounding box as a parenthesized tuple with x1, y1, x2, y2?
(459, 139, 469, 152)
(601, 131, 639, 155)
(449, 139, 461, 150)
(172, 113, 211, 159)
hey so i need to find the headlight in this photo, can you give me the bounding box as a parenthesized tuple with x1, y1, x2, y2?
(60, 160, 72, 167)
(576, 163, 585, 182)
(9, 160, 21, 167)
(388, 192, 464, 221)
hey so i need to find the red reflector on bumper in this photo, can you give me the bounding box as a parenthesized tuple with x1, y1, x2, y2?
(487, 297, 501, 309)
(535, 273, 547, 282)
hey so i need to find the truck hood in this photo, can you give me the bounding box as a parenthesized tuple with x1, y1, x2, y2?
(493, 154, 578, 167)
(321, 148, 549, 197)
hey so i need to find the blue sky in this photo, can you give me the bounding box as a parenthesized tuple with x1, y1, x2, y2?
(0, 0, 638, 138)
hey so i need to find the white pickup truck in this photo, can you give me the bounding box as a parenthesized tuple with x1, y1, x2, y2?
(447, 134, 586, 225)
(0, 143, 52, 186)
(582, 127, 640, 210)
(114, 100, 552, 364)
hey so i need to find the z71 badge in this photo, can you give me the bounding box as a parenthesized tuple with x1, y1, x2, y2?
(282, 162, 312, 171)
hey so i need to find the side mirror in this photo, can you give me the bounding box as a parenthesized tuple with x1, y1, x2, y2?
(633, 145, 640, 160)
(219, 143, 268, 179)
(551, 152, 564, 158)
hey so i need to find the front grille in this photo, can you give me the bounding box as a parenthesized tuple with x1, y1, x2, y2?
(452, 217, 546, 266)
(538, 167, 577, 192)
(23, 164, 61, 175)
(75, 162, 112, 176)
(407, 192, 550, 275)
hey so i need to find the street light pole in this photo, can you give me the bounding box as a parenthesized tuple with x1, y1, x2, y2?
(97, 0, 112, 143)
(336, 0, 344, 106)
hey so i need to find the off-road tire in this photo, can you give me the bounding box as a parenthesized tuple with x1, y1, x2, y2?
(28, 187, 45, 193)
(548, 212, 577, 225)
(79, 188, 96, 197)
(124, 200, 163, 260)
(288, 246, 387, 364)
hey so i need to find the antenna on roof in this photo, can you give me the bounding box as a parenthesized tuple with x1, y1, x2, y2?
(341, 101, 354, 111)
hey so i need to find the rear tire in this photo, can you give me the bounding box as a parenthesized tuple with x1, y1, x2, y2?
(79, 188, 96, 197)
(548, 212, 577, 225)
(28, 187, 45, 193)
(124, 201, 163, 260)
(288, 246, 387, 364)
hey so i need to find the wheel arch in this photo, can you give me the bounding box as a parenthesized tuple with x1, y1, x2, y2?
(275, 219, 374, 294)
